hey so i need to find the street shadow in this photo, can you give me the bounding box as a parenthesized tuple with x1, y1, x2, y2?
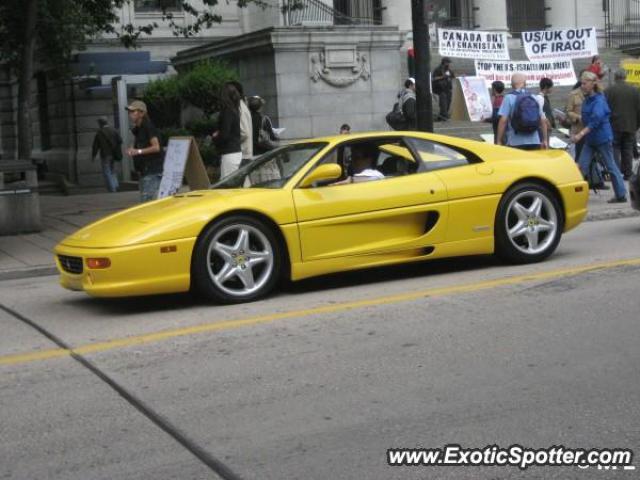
(66, 291, 203, 316)
(64, 254, 505, 316)
(284, 255, 501, 295)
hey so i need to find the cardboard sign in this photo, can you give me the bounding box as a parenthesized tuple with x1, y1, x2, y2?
(621, 60, 640, 85)
(157, 137, 210, 199)
(522, 28, 598, 61)
(438, 28, 510, 60)
(474, 59, 577, 87)
(450, 76, 493, 122)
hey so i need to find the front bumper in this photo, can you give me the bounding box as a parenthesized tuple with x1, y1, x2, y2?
(54, 238, 196, 297)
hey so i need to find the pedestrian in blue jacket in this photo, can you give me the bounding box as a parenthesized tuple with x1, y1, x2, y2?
(571, 71, 627, 203)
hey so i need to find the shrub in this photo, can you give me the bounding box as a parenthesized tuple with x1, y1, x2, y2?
(178, 61, 238, 117)
(157, 127, 191, 147)
(185, 116, 218, 138)
(142, 75, 182, 128)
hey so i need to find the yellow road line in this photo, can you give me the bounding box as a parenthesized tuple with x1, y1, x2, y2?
(2, 257, 640, 367)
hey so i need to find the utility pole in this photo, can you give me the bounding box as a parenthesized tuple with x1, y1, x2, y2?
(411, 0, 433, 132)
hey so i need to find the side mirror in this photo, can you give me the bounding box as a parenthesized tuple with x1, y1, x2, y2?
(298, 164, 343, 188)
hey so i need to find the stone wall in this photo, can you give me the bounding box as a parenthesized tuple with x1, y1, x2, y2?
(174, 26, 405, 139)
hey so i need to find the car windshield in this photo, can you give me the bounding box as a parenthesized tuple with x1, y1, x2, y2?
(212, 142, 328, 189)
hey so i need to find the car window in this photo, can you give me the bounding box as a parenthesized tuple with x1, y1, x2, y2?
(309, 139, 419, 187)
(212, 142, 328, 189)
(405, 138, 473, 172)
(377, 143, 418, 177)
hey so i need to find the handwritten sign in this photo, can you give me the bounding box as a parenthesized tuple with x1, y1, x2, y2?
(157, 137, 210, 199)
(438, 28, 510, 60)
(450, 77, 493, 122)
(474, 59, 577, 87)
(522, 28, 598, 61)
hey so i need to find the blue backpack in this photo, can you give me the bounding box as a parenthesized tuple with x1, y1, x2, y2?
(510, 91, 540, 134)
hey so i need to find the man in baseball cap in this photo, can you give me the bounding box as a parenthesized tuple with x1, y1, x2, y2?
(125, 100, 148, 113)
(125, 99, 162, 201)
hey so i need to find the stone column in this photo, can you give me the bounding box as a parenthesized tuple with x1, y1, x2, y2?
(473, 0, 508, 31)
(381, 0, 412, 31)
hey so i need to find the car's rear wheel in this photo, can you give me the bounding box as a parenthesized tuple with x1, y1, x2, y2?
(495, 183, 564, 264)
(192, 215, 282, 303)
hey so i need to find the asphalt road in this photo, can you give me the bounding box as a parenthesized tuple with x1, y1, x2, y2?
(1, 217, 639, 480)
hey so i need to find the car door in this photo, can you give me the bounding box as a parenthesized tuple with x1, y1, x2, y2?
(292, 138, 448, 262)
(404, 136, 502, 244)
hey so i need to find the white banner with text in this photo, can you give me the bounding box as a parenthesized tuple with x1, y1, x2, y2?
(438, 28, 510, 60)
(522, 28, 598, 61)
(474, 59, 577, 87)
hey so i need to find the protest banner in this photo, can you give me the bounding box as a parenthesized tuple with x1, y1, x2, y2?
(621, 60, 640, 85)
(438, 28, 510, 60)
(522, 28, 598, 61)
(474, 59, 577, 87)
(450, 76, 493, 122)
(157, 137, 210, 199)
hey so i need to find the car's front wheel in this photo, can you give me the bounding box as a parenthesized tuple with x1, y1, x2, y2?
(495, 183, 564, 264)
(192, 215, 282, 303)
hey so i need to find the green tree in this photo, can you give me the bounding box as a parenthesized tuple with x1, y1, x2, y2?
(0, 0, 269, 161)
(178, 61, 238, 117)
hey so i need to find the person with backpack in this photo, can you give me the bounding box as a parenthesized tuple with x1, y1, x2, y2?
(91, 117, 122, 192)
(496, 73, 548, 150)
(386, 78, 416, 130)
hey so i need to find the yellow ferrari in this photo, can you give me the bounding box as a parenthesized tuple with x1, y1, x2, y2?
(55, 132, 588, 303)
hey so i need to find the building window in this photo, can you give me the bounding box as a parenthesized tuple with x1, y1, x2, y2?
(134, 0, 181, 12)
(333, 0, 382, 24)
(426, 0, 474, 29)
(507, 0, 546, 37)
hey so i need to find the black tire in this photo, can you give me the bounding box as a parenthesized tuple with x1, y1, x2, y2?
(495, 182, 564, 264)
(192, 215, 283, 304)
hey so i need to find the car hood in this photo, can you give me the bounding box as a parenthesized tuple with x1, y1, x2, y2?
(58, 189, 294, 248)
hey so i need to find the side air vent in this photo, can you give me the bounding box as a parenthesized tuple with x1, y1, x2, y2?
(424, 211, 440, 234)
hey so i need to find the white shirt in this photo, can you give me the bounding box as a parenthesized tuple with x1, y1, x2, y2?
(353, 169, 385, 182)
(239, 99, 253, 159)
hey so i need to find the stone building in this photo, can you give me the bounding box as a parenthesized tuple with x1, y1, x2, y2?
(0, 0, 636, 186)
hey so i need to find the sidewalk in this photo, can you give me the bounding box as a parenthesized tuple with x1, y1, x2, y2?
(1, 186, 637, 282)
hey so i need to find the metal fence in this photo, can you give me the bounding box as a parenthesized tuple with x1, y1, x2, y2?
(283, 0, 382, 26)
(604, 0, 640, 48)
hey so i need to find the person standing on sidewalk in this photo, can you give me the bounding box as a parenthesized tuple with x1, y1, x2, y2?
(91, 117, 122, 193)
(432, 58, 455, 121)
(496, 73, 548, 150)
(605, 69, 640, 180)
(125, 100, 163, 202)
(231, 81, 253, 166)
(572, 71, 628, 203)
(213, 82, 242, 178)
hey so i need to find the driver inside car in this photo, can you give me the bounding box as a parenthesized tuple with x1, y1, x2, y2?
(332, 144, 385, 185)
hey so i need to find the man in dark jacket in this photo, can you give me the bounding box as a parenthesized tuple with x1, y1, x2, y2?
(432, 57, 455, 121)
(605, 69, 640, 179)
(125, 100, 163, 202)
(92, 117, 122, 192)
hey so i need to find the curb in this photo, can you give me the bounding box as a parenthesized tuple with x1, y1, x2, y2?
(0, 266, 58, 283)
(585, 209, 640, 222)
